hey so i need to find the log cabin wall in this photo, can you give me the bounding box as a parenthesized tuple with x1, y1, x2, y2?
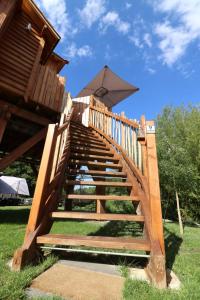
(0, 0, 67, 114)
(0, 11, 42, 98)
(30, 54, 66, 113)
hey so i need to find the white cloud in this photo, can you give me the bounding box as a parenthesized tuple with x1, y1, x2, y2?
(152, 0, 200, 66)
(147, 67, 156, 74)
(125, 2, 132, 9)
(129, 35, 143, 49)
(143, 33, 152, 48)
(155, 22, 192, 66)
(35, 0, 75, 39)
(78, 0, 106, 28)
(99, 11, 130, 34)
(66, 43, 93, 59)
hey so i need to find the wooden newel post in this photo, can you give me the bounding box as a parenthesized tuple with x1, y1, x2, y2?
(145, 120, 166, 288)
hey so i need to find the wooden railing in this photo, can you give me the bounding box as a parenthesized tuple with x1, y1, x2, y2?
(12, 104, 74, 270)
(89, 105, 144, 172)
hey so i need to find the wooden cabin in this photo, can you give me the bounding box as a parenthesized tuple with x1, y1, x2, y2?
(0, 0, 69, 170)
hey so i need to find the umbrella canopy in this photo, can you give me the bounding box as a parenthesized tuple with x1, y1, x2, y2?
(0, 176, 30, 196)
(77, 65, 139, 108)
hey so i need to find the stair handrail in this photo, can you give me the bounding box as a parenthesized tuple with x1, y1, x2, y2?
(89, 105, 143, 173)
(90, 110, 165, 256)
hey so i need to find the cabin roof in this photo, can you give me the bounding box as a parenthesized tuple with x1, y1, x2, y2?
(51, 52, 69, 73)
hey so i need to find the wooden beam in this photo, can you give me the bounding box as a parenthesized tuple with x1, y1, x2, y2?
(146, 120, 165, 254)
(0, 105, 11, 143)
(0, 99, 50, 126)
(0, 128, 47, 171)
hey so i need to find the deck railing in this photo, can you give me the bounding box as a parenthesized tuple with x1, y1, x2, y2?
(89, 105, 144, 172)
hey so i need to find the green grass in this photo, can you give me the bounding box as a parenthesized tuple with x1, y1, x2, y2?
(0, 206, 200, 299)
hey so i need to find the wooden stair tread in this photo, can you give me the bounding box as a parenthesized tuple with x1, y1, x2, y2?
(66, 180, 132, 187)
(72, 135, 103, 144)
(72, 132, 98, 139)
(70, 142, 109, 151)
(70, 147, 114, 156)
(69, 160, 122, 169)
(37, 234, 150, 251)
(51, 211, 145, 222)
(71, 136, 105, 145)
(68, 169, 127, 178)
(66, 194, 140, 201)
(70, 153, 119, 162)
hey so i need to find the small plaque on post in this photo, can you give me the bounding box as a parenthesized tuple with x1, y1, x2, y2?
(146, 125, 155, 134)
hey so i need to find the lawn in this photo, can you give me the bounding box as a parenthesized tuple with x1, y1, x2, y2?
(0, 206, 200, 300)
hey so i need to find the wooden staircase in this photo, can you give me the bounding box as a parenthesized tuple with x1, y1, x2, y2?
(12, 103, 167, 288)
(37, 122, 149, 252)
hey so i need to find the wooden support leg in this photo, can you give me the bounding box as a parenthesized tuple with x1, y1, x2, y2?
(95, 169, 106, 214)
(146, 243, 167, 289)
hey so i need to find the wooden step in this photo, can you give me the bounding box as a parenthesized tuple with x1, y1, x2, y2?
(70, 142, 110, 151)
(66, 195, 139, 201)
(51, 211, 145, 222)
(72, 131, 98, 139)
(37, 234, 150, 251)
(69, 160, 122, 170)
(66, 180, 132, 187)
(71, 136, 105, 146)
(70, 153, 119, 162)
(71, 122, 93, 130)
(70, 147, 114, 156)
(68, 169, 127, 178)
(72, 135, 102, 144)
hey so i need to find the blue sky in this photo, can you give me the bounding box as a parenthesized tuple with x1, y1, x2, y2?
(35, 0, 200, 120)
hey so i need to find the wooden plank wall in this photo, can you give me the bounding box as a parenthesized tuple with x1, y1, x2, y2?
(0, 8, 66, 113)
(0, 11, 41, 96)
(30, 59, 65, 113)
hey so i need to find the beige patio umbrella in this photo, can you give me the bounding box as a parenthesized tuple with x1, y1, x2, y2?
(77, 65, 139, 108)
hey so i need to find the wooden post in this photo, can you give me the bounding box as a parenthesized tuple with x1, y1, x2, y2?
(145, 120, 165, 253)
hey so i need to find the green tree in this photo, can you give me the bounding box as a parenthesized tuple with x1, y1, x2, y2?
(156, 104, 200, 222)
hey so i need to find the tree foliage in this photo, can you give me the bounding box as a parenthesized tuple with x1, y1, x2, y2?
(156, 104, 200, 222)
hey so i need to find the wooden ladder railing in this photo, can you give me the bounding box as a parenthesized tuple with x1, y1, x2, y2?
(12, 104, 74, 270)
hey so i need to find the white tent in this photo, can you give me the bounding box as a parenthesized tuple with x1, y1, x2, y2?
(0, 176, 30, 196)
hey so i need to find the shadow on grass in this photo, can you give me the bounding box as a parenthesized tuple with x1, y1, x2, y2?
(90, 221, 143, 237)
(0, 207, 30, 224)
(164, 226, 183, 269)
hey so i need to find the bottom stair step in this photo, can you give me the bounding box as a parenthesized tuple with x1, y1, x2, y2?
(37, 234, 151, 251)
(51, 211, 145, 222)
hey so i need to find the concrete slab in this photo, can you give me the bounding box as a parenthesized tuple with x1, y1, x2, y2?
(27, 260, 181, 299)
(30, 261, 125, 300)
